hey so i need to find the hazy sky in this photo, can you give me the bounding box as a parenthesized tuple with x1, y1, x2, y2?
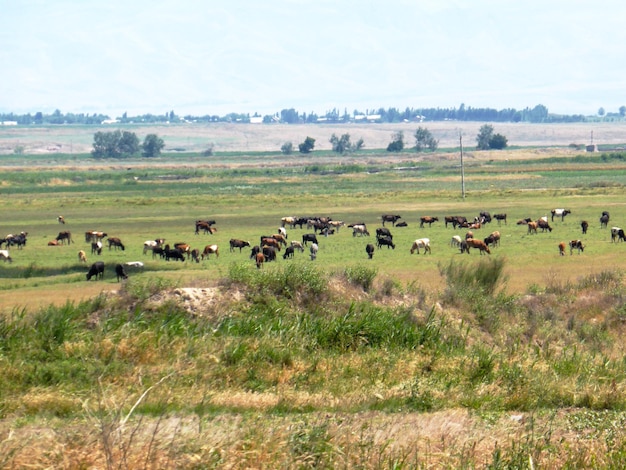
(2, 0, 625, 117)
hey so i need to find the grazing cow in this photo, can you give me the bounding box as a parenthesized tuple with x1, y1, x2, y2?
(195, 220, 216, 235)
(551, 208, 571, 222)
(377, 236, 395, 249)
(351, 225, 369, 237)
(85, 231, 107, 243)
(263, 245, 277, 262)
(57, 215, 65, 224)
(230, 238, 251, 252)
(381, 214, 402, 227)
(78, 250, 87, 263)
(255, 252, 265, 269)
(152, 247, 165, 259)
(86, 261, 105, 281)
(250, 245, 261, 259)
(309, 242, 319, 260)
(366, 243, 375, 259)
(600, 211, 610, 228)
(91, 241, 103, 255)
(450, 235, 462, 248)
(465, 231, 474, 240)
(290, 240, 305, 252)
(115, 263, 128, 281)
(581, 220, 589, 235)
(302, 233, 318, 246)
(569, 240, 584, 255)
(465, 238, 491, 255)
(558, 242, 566, 256)
(537, 219, 553, 232)
(484, 231, 501, 248)
(375, 227, 392, 239)
(190, 249, 201, 263)
(278, 226, 288, 239)
(527, 221, 538, 234)
(283, 245, 295, 259)
(165, 247, 185, 262)
(420, 216, 439, 228)
(611, 227, 626, 242)
(261, 237, 281, 251)
(271, 233, 288, 247)
(174, 243, 191, 259)
(143, 238, 165, 255)
(494, 213, 507, 225)
(410, 238, 431, 254)
(56, 231, 73, 245)
(0, 250, 13, 263)
(107, 237, 125, 251)
(201, 244, 219, 259)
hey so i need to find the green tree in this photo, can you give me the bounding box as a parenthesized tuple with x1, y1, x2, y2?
(142, 134, 165, 157)
(619, 106, 626, 117)
(91, 130, 139, 158)
(415, 127, 438, 152)
(298, 136, 315, 153)
(598, 107, 605, 117)
(476, 124, 494, 150)
(488, 133, 508, 150)
(387, 131, 404, 152)
(281, 142, 293, 155)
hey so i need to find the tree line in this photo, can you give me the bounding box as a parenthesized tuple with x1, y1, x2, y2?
(4, 102, 626, 126)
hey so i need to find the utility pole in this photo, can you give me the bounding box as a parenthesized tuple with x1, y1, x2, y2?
(460, 132, 466, 199)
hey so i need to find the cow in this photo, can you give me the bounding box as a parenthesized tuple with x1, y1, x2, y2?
(201, 244, 219, 259)
(271, 233, 288, 247)
(537, 219, 553, 232)
(464, 238, 491, 255)
(302, 233, 318, 246)
(6, 232, 27, 249)
(278, 226, 288, 239)
(255, 252, 265, 269)
(420, 216, 439, 228)
(569, 240, 584, 255)
(493, 213, 507, 225)
(263, 245, 277, 262)
(143, 238, 165, 255)
(581, 220, 589, 235)
(290, 240, 305, 252)
(450, 235, 462, 248)
(283, 245, 295, 259)
(56, 231, 73, 245)
(250, 245, 261, 259)
(190, 249, 201, 263)
(261, 237, 281, 251)
(517, 218, 532, 225)
(107, 237, 125, 251)
(309, 242, 319, 260)
(527, 221, 538, 234)
(48, 240, 59, 246)
(611, 227, 626, 242)
(558, 242, 566, 256)
(86, 261, 105, 281)
(115, 263, 128, 281)
(78, 250, 87, 263)
(375, 227, 392, 239)
(377, 236, 395, 249)
(366, 243, 375, 259)
(328, 220, 345, 232)
(479, 211, 492, 223)
(351, 225, 369, 237)
(600, 211, 610, 228)
(165, 247, 185, 262)
(85, 231, 107, 243)
(551, 208, 571, 222)
(174, 243, 191, 259)
(484, 231, 501, 248)
(230, 239, 251, 252)
(410, 238, 431, 254)
(91, 241, 103, 255)
(195, 220, 216, 235)
(124, 261, 144, 269)
(381, 214, 402, 227)
(445, 216, 467, 229)
(281, 216, 297, 228)
(0, 250, 13, 263)
(57, 215, 65, 224)
(395, 221, 408, 227)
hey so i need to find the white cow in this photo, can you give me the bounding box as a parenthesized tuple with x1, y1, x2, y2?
(410, 238, 431, 254)
(0, 250, 13, 263)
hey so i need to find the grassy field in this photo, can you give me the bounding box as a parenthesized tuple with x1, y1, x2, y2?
(3, 125, 626, 468)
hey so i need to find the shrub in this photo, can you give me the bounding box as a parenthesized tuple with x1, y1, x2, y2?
(344, 264, 377, 292)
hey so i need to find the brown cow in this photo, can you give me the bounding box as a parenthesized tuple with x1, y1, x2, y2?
(465, 238, 491, 254)
(261, 237, 281, 251)
(419, 216, 439, 228)
(558, 242, 566, 256)
(527, 221, 538, 234)
(201, 244, 219, 259)
(56, 231, 73, 245)
(255, 252, 265, 269)
(484, 231, 501, 248)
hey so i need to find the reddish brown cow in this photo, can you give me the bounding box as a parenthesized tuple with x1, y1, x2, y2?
(465, 238, 491, 254)
(419, 216, 439, 228)
(558, 242, 566, 256)
(261, 237, 281, 251)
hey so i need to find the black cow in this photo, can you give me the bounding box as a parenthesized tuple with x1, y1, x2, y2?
(376, 227, 393, 239)
(250, 245, 261, 259)
(581, 220, 589, 234)
(600, 212, 610, 228)
(377, 236, 395, 249)
(165, 248, 185, 262)
(262, 245, 277, 262)
(493, 213, 507, 225)
(302, 233, 318, 246)
(283, 245, 295, 259)
(86, 261, 105, 281)
(381, 214, 402, 227)
(115, 263, 128, 281)
(569, 240, 584, 255)
(366, 243, 375, 259)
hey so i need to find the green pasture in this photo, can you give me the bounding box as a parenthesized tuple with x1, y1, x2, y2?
(1, 150, 626, 310)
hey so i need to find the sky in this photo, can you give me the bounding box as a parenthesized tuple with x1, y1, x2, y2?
(1, 0, 625, 118)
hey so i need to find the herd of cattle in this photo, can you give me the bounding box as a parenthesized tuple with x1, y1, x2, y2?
(1, 208, 625, 280)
